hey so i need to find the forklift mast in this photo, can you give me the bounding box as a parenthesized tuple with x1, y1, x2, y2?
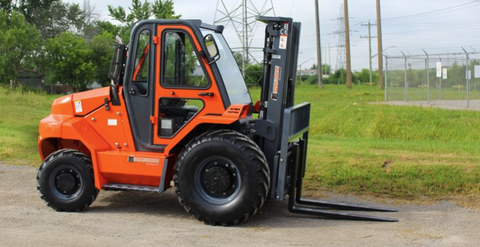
(255, 16, 304, 200)
(255, 17, 397, 222)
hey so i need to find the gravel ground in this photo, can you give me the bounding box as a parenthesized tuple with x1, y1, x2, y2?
(0, 163, 479, 247)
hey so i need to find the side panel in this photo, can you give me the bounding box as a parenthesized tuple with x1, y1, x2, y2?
(86, 104, 132, 151)
(39, 100, 173, 189)
(60, 117, 111, 188)
(97, 151, 168, 187)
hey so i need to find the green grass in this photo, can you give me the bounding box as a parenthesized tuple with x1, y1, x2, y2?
(387, 85, 480, 101)
(251, 84, 480, 200)
(2, 84, 480, 200)
(0, 87, 58, 165)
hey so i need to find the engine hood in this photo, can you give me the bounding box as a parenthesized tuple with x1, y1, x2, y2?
(71, 87, 110, 116)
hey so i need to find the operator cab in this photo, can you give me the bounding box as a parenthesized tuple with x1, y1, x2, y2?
(108, 20, 252, 152)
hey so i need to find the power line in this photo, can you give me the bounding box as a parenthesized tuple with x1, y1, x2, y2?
(384, 1, 478, 20)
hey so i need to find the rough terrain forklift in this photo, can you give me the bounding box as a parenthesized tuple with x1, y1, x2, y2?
(36, 16, 397, 225)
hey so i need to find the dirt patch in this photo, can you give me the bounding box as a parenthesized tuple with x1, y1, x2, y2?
(0, 163, 479, 247)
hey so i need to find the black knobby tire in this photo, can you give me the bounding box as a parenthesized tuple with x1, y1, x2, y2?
(36, 149, 99, 212)
(174, 129, 270, 226)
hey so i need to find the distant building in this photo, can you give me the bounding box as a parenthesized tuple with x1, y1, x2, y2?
(297, 69, 316, 76)
(89, 81, 103, 89)
(16, 70, 43, 89)
(45, 82, 72, 94)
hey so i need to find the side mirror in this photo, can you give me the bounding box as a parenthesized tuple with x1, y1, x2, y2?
(204, 34, 220, 64)
(108, 36, 126, 106)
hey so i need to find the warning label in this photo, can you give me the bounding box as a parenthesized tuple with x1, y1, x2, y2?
(108, 119, 118, 126)
(74, 100, 83, 113)
(279, 35, 288, 49)
(279, 22, 289, 49)
(271, 66, 281, 100)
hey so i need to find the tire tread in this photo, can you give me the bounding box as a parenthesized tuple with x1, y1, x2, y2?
(174, 130, 270, 225)
(36, 149, 99, 212)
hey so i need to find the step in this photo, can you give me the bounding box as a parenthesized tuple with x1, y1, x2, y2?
(102, 183, 160, 192)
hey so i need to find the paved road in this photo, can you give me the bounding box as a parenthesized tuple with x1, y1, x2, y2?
(0, 163, 478, 247)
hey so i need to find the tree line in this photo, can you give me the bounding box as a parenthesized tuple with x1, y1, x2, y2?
(0, 0, 179, 92)
(4, 1, 475, 91)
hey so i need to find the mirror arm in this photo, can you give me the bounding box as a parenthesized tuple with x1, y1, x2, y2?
(200, 49, 208, 59)
(211, 54, 221, 64)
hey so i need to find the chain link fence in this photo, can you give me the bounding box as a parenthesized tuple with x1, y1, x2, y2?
(384, 50, 480, 108)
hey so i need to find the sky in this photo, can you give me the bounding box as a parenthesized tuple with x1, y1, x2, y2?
(70, 0, 480, 71)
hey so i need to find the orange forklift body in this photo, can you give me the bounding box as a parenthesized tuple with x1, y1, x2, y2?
(38, 88, 250, 190)
(38, 22, 251, 192)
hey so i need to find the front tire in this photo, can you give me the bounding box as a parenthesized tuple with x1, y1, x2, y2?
(36, 149, 99, 212)
(174, 130, 270, 226)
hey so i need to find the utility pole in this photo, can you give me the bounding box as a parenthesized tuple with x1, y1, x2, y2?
(315, 0, 323, 87)
(401, 51, 408, 101)
(328, 43, 331, 67)
(462, 47, 470, 108)
(344, 0, 352, 88)
(361, 21, 377, 84)
(423, 49, 430, 104)
(376, 0, 384, 89)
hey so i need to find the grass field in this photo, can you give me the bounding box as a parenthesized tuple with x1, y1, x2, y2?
(0, 88, 57, 165)
(386, 84, 480, 101)
(1, 84, 480, 200)
(250, 84, 480, 200)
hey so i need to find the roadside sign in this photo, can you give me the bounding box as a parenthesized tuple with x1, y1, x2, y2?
(442, 68, 447, 79)
(475, 65, 480, 78)
(436, 62, 442, 78)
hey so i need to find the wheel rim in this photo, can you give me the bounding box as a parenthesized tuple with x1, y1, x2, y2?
(49, 165, 84, 201)
(194, 156, 241, 205)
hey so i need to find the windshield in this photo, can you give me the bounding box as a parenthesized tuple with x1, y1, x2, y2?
(201, 29, 252, 105)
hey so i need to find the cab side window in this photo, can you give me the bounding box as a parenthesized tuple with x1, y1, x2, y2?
(132, 29, 150, 95)
(162, 31, 208, 87)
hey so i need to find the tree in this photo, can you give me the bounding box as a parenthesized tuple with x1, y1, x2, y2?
(244, 64, 264, 86)
(109, 0, 180, 25)
(322, 64, 331, 75)
(1, 0, 94, 40)
(0, 0, 15, 13)
(152, 0, 180, 19)
(73, 0, 102, 42)
(354, 69, 371, 84)
(0, 10, 41, 85)
(232, 51, 243, 68)
(90, 31, 115, 86)
(108, 0, 181, 41)
(95, 21, 121, 38)
(41, 32, 96, 92)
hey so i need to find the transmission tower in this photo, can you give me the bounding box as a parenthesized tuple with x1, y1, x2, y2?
(334, 4, 346, 71)
(214, 0, 275, 77)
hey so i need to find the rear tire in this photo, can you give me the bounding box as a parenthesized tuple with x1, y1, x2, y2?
(36, 149, 99, 212)
(174, 130, 270, 225)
